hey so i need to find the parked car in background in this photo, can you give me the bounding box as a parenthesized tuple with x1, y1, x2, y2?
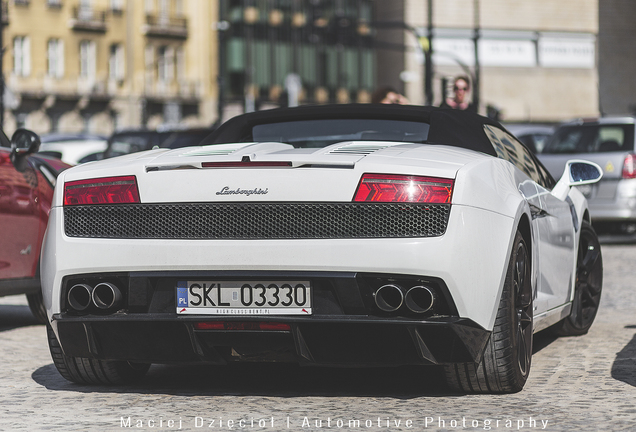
(504, 123, 554, 154)
(0, 129, 71, 322)
(539, 117, 636, 234)
(42, 105, 603, 393)
(38, 133, 108, 165)
(103, 127, 215, 159)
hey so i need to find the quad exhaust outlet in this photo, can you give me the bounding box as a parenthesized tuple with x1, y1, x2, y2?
(67, 282, 122, 312)
(92, 282, 122, 310)
(67, 283, 94, 311)
(374, 284, 404, 312)
(404, 286, 436, 313)
(374, 284, 436, 313)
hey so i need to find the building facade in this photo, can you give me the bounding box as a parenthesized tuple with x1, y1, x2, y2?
(2, 0, 218, 136)
(218, 0, 375, 119)
(379, 0, 600, 122)
(1, 0, 617, 136)
(1, 0, 378, 137)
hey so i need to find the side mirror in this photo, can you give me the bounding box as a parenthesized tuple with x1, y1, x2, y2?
(552, 159, 603, 201)
(10, 129, 41, 156)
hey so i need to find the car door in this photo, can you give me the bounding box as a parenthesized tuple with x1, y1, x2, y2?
(485, 126, 575, 313)
(534, 183, 576, 311)
(0, 147, 41, 280)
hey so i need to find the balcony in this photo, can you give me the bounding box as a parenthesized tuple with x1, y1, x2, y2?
(69, 6, 107, 33)
(143, 78, 200, 101)
(143, 14, 188, 39)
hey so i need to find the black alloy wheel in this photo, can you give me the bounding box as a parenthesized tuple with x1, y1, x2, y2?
(47, 324, 150, 385)
(444, 230, 533, 393)
(552, 220, 603, 336)
(26, 291, 48, 324)
(514, 239, 533, 377)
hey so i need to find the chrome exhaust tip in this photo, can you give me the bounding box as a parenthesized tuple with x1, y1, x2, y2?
(67, 283, 93, 311)
(404, 286, 435, 313)
(374, 284, 404, 312)
(92, 282, 122, 310)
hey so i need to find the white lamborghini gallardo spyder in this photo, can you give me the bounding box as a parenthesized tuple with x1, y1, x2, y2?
(41, 104, 603, 393)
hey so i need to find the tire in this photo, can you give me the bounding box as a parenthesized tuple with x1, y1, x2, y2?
(444, 230, 533, 393)
(46, 324, 150, 385)
(26, 291, 48, 325)
(551, 220, 602, 336)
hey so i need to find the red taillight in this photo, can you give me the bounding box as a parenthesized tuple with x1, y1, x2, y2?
(353, 173, 453, 203)
(194, 322, 291, 331)
(64, 176, 140, 206)
(623, 154, 636, 179)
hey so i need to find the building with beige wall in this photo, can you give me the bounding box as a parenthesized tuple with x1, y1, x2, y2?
(378, 0, 599, 122)
(2, 0, 219, 137)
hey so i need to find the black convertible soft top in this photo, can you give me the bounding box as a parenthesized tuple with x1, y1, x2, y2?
(202, 104, 503, 157)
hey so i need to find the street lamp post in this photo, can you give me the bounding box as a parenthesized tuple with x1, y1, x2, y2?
(216, 1, 228, 125)
(472, 0, 481, 112)
(424, 0, 433, 106)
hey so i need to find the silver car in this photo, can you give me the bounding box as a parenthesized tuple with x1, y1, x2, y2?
(539, 117, 636, 234)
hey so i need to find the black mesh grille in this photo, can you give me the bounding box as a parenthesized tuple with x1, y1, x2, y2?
(64, 203, 450, 239)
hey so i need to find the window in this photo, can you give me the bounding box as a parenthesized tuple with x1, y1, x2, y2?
(145, 44, 154, 83)
(158, 0, 169, 16)
(484, 125, 555, 189)
(157, 45, 174, 83)
(544, 124, 635, 154)
(109, 43, 125, 81)
(78, 0, 93, 20)
(79, 40, 96, 80)
(110, 0, 124, 12)
(251, 119, 429, 148)
(176, 46, 185, 81)
(47, 38, 64, 78)
(13, 36, 31, 77)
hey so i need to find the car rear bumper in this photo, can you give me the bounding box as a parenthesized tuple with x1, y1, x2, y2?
(589, 198, 636, 220)
(52, 313, 490, 366)
(42, 205, 515, 332)
(50, 269, 490, 366)
(588, 178, 636, 221)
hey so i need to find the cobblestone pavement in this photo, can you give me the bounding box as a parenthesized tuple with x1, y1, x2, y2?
(1, 245, 635, 432)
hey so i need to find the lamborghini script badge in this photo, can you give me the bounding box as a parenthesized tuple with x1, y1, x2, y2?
(216, 186, 269, 196)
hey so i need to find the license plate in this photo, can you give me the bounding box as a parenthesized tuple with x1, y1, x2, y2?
(176, 280, 312, 315)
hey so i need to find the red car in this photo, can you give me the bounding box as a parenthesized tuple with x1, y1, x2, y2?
(0, 129, 70, 322)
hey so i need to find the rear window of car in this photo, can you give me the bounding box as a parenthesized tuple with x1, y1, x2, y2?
(543, 124, 635, 154)
(161, 130, 212, 149)
(105, 130, 212, 158)
(106, 133, 155, 158)
(251, 119, 430, 148)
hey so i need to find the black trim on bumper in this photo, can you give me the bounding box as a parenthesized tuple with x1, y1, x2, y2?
(54, 270, 484, 367)
(53, 314, 490, 366)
